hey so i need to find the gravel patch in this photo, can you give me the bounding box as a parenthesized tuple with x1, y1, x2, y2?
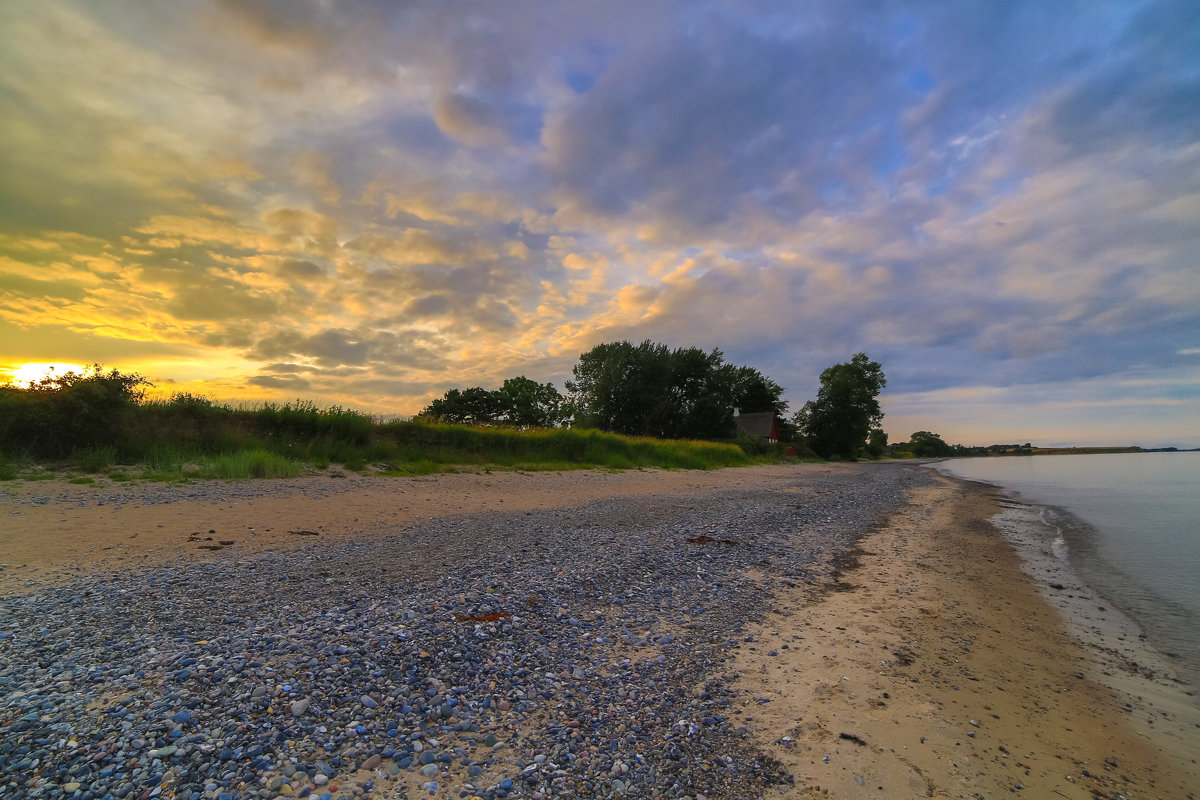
(2, 473, 376, 510)
(0, 465, 931, 799)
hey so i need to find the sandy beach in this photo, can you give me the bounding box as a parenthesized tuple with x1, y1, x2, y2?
(730, 471, 1199, 799)
(2, 464, 1196, 799)
(1, 465, 842, 593)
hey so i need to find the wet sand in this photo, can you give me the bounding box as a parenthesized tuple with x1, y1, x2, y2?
(731, 471, 1198, 799)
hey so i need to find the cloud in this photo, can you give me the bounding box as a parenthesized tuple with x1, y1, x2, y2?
(0, 0, 1195, 443)
(248, 327, 446, 371)
(543, 15, 905, 234)
(276, 259, 326, 279)
(433, 94, 509, 147)
(344, 229, 496, 266)
(248, 373, 312, 391)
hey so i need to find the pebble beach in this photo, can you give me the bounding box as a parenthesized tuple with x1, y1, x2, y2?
(2, 464, 1196, 800)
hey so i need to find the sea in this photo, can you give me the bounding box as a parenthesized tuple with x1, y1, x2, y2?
(934, 452, 1200, 687)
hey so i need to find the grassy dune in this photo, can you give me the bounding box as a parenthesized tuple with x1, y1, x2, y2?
(1, 389, 780, 481)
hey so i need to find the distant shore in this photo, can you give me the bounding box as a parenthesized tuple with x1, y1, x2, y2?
(1, 465, 1195, 798)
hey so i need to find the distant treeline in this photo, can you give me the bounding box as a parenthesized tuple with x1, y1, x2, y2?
(884, 438, 1146, 458)
(418, 340, 789, 441)
(884, 431, 992, 458)
(420, 340, 890, 461)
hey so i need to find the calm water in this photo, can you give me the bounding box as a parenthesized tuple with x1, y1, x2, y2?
(936, 452, 1200, 681)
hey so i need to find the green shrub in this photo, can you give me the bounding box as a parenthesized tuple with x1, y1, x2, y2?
(0, 366, 150, 457)
(77, 446, 118, 473)
(0, 458, 19, 481)
(340, 455, 367, 472)
(210, 450, 303, 480)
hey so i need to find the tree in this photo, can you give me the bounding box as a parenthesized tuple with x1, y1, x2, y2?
(908, 430, 951, 458)
(726, 365, 788, 416)
(565, 340, 673, 434)
(866, 428, 888, 459)
(496, 376, 563, 427)
(565, 340, 787, 439)
(794, 353, 886, 460)
(419, 387, 502, 424)
(418, 377, 565, 427)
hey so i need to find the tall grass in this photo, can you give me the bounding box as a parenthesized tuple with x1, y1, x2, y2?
(209, 449, 303, 479)
(136, 446, 304, 481)
(0, 456, 19, 481)
(0, 370, 789, 480)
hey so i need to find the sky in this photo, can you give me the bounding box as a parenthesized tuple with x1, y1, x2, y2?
(1, 1, 1198, 448)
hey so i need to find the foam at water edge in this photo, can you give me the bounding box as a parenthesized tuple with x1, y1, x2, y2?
(990, 495, 1200, 770)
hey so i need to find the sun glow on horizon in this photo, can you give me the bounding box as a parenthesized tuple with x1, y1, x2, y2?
(4, 362, 89, 387)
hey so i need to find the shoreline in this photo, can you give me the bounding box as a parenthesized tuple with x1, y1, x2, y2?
(932, 461, 1200, 717)
(991, 497, 1200, 782)
(730, 470, 1198, 798)
(930, 453, 1200, 696)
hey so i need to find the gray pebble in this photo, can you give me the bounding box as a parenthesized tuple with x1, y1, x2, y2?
(0, 465, 927, 799)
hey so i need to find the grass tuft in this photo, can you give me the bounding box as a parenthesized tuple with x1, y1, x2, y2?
(209, 450, 302, 480)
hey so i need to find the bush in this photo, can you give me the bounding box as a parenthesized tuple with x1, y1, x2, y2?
(0, 366, 150, 457)
(0, 457, 19, 481)
(77, 446, 118, 473)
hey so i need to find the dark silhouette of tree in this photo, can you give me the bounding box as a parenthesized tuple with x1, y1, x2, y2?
(496, 376, 563, 427)
(794, 353, 886, 460)
(419, 377, 564, 427)
(908, 430, 952, 457)
(565, 340, 786, 439)
(0, 364, 151, 456)
(419, 387, 503, 424)
(866, 428, 888, 458)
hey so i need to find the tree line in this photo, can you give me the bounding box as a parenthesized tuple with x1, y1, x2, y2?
(2, 350, 1004, 466)
(1, 356, 1010, 470)
(419, 340, 891, 460)
(419, 340, 788, 439)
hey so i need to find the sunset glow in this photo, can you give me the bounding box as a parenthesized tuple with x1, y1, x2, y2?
(1, 2, 1197, 446)
(3, 362, 89, 388)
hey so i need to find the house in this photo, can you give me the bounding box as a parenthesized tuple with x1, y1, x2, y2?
(733, 410, 778, 443)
